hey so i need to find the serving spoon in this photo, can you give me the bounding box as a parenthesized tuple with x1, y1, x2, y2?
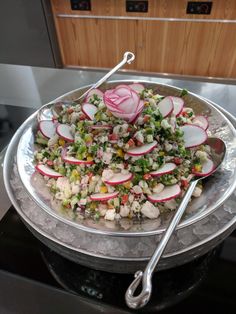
(125, 137, 226, 309)
(37, 51, 135, 121)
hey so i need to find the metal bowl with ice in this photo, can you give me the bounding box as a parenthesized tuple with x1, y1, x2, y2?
(3, 85, 236, 273)
(15, 81, 236, 237)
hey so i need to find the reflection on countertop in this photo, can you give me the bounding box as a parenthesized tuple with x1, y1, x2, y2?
(0, 63, 236, 116)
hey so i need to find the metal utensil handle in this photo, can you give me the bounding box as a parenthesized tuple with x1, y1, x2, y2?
(125, 180, 198, 309)
(75, 51, 135, 101)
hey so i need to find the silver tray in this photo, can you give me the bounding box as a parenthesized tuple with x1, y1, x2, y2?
(2, 96, 236, 273)
(16, 81, 236, 236)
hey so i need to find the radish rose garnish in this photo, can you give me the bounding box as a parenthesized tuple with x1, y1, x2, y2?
(103, 85, 144, 122)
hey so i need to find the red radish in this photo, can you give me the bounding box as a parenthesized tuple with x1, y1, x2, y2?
(192, 158, 214, 177)
(85, 88, 104, 102)
(180, 124, 207, 148)
(150, 163, 177, 177)
(104, 173, 133, 185)
(91, 125, 112, 130)
(127, 141, 157, 156)
(82, 103, 98, 120)
(130, 112, 141, 124)
(105, 100, 123, 113)
(90, 192, 119, 201)
(35, 164, 63, 178)
(192, 115, 209, 131)
(39, 120, 56, 139)
(116, 92, 139, 114)
(56, 124, 74, 142)
(52, 117, 58, 124)
(171, 97, 184, 116)
(148, 184, 181, 203)
(157, 97, 174, 118)
(114, 86, 132, 97)
(129, 83, 145, 93)
(62, 155, 94, 165)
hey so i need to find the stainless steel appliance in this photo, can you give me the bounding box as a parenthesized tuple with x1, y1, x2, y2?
(0, 0, 61, 67)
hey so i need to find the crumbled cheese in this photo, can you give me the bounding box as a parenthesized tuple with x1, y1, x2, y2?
(132, 185, 143, 195)
(102, 169, 114, 181)
(128, 194, 134, 203)
(134, 130, 144, 143)
(70, 112, 81, 124)
(56, 177, 72, 199)
(164, 199, 178, 210)
(104, 209, 116, 221)
(195, 150, 208, 162)
(48, 134, 59, 147)
(131, 201, 141, 213)
(147, 134, 154, 143)
(113, 124, 128, 136)
(102, 149, 113, 164)
(164, 142, 173, 152)
(153, 183, 164, 194)
(141, 201, 160, 219)
(71, 182, 80, 194)
(161, 119, 171, 130)
(98, 204, 107, 216)
(120, 205, 130, 217)
(193, 186, 202, 197)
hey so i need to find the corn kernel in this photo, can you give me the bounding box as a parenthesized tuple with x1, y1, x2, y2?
(116, 149, 124, 158)
(90, 202, 97, 210)
(195, 164, 202, 172)
(58, 138, 65, 146)
(87, 155, 93, 162)
(100, 186, 108, 193)
(144, 101, 149, 107)
(123, 181, 131, 189)
(85, 135, 92, 142)
(71, 169, 79, 176)
(159, 151, 165, 156)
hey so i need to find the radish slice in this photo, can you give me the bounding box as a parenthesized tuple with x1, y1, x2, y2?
(171, 97, 184, 116)
(157, 97, 174, 118)
(193, 158, 214, 177)
(148, 184, 181, 203)
(192, 115, 209, 131)
(180, 124, 207, 148)
(150, 163, 177, 177)
(91, 125, 112, 130)
(114, 86, 132, 97)
(90, 192, 119, 201)
(35, 164, 63, 178)
(62, 155, 94, 165)
(56, 124, 74, 142)
(126, 141, 158, 156)
(108, 111, 139, 123)
(105, 101, 123, 113)
(39, 120, 56, 139)
(82, 103, 98, 120)
(61, 148, 94, 165)
(85, 88, 104, 102)
(104, 173, 133, 185)
(129, 83, 145, 93)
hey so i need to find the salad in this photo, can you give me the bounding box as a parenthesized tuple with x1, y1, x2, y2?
(34, 83, 213, 221)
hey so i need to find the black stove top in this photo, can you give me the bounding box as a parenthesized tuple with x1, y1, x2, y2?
(1, 104, 236, 313)
(0, 207, 236, 314)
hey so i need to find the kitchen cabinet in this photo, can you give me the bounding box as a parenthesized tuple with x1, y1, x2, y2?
(50, 0, 236, 78)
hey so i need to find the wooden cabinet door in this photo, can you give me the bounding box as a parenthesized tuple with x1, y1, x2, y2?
(54, 16, 236, 78)
(50, 0, 236, 77)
